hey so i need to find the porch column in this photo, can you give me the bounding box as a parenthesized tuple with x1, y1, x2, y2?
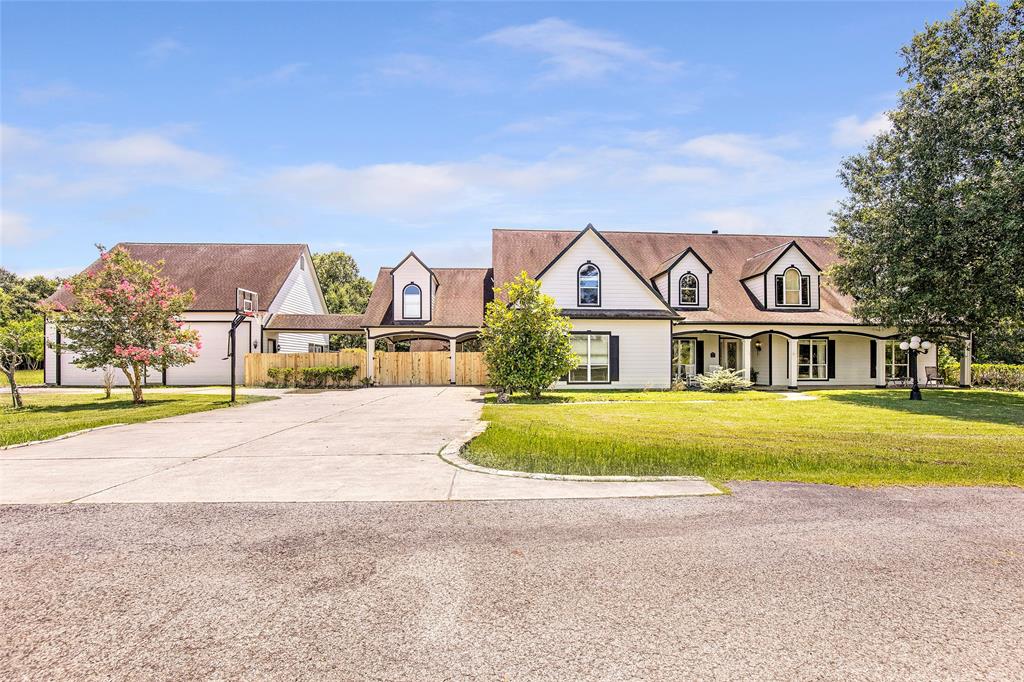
(787, 338, 798, 390)
(449, 339, 457, 385)
(365, 333, 374, 382)
(875, 339, 886, 388)
(960, 335, 972, 387)
(741, 338, 752, 381)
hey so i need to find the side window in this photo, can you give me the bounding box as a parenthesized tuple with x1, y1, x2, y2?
(403, 283, 422, 318)
(678, 273, 698, 306)
(577, 263, 600, 307)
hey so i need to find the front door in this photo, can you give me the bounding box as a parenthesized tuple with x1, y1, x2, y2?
(722, 339, 739, 370)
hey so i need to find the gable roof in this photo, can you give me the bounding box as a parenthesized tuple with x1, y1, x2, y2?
(44, 242, 307, 311)
(653, 246, 714, 277)
(533, 224, 675, 313)
(493, 228, 857, 324)
(363, 266, 492, 327)
(265, 313, 364, 332)
(392, 251, 439, 285)
(738, 240, 823, 280)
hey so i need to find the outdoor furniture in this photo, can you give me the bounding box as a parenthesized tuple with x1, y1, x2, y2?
(925, 366, 941, 387)
(887, 375, 910, 388)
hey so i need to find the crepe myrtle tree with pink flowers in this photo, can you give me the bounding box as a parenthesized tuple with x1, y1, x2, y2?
(42, 245, 201, 403)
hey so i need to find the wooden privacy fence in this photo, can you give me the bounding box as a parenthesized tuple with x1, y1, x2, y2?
(245, 350, 366, 386)
(246, 350, 489, 386)
(373, 351, 489, 386)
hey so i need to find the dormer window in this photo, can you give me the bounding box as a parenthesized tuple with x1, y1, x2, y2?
(678, 273, 698, 306)
(775, 266, 810, 307)
(578, 263, 600, 307)
(402, 283, 422, 318)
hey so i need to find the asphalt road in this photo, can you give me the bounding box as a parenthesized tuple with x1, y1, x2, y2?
(2, 483, 1022, 680)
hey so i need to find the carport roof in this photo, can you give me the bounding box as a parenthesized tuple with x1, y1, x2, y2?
(265, 313, 365, 332)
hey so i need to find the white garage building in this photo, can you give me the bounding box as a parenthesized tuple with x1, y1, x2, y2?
(43, 243, 332, 386)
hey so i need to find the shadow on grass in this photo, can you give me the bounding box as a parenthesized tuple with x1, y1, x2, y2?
(12, 396, 222, 417)
(823, 389, 1024, 428)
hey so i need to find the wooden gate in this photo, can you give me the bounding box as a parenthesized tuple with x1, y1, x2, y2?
(374, 351, 489, 386)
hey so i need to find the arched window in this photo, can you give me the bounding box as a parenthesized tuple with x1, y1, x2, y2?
(578, 263, 600, 306)
(775, 266, 810, 306)
(678, 273, 699, 306)
(403, 283, 422, 318)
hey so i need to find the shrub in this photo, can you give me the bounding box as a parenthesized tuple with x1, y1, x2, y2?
(696, 368, 753, 393)
(266, 367, 295, 388)
(940, 362, 1024, 390)
(296, 365, 359, 388)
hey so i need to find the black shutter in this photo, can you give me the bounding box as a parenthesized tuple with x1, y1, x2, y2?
(827, 339, 836, 379)
(774, 276, 783, 306)
(696, 340, 705, 374)
(801, 277, 810, 306)
(869, 340, 877, 378)
(609, 336, 619, 382)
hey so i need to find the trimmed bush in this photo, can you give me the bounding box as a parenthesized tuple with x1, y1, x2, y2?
(296, 365, 359, 388)
(266, 367, 295, 388)
(696, 368, 753, 393)
(941, 362, 1024, 390)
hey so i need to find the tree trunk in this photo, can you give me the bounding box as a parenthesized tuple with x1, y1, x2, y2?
(4, 370, 23, 409)
(496, 388, 510, 404)
(121, 364, 145, 403)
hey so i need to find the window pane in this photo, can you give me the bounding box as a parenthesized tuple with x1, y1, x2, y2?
(590, 365, 609, 382)
(590, 334, 609, 364)
(571, 335, 588, 357)
(569, 366, 589, 382)
(579, 286, 598, 305)
(798, 343, 811, 364)
(784, 269, 801, 305)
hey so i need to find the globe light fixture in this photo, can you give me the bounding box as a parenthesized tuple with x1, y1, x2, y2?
(899, 336, 931, 401)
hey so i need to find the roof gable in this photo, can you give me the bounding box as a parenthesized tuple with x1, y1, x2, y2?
(739, 240, 822, 280)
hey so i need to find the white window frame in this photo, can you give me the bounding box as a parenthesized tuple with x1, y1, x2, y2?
(577, 263, 601, 307)
(568, 333, 610, 384)
(776, 267, 810, 307)
(797, 338, 828, 380)
(678, 273, 699, 306)
(886, 340, 910, 379)
(402, 283, 422, 319)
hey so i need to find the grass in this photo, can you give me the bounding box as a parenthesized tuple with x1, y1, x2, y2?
(0, 392, 274, 447)
(483, 389, 780, 404)
(0, 369, 44, 387)
(464, 389, 1024, 487)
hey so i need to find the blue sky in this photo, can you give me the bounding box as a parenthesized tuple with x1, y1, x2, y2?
(1, 1, 958, 279)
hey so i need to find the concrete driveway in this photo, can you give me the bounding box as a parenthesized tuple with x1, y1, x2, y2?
(1, 387, 716, 503)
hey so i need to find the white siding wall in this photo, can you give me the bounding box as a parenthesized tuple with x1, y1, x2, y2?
(765, 246, 820, 310)
(540, 230, 666, 310)
(44, 312, 260, 386)
(742, 276, 766, 307)
(668, 252, 710, 309)
(268, 254, 329, 353)
(750, 333, 771, 385)
(392, 256, 433, 323)
(554, 319, 671, 390)
(654, 273, 668, 301)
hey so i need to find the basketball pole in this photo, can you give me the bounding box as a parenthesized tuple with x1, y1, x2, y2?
(229, 313, 247, 403)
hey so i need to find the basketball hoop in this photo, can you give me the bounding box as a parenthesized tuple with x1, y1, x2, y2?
(229, 288, 259, 403)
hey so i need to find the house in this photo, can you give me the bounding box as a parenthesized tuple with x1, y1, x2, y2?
(43, 243, 338, 386)
(364, 224, 972, 389)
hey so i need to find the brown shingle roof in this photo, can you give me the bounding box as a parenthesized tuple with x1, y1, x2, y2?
(45, 242, 307, 311)
(363, 267, 492, 327)
(493, 228, 858, 324)
(265, 313, 364, 331)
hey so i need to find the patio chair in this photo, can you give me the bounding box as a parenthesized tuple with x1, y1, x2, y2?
(924, 366, 941, 387)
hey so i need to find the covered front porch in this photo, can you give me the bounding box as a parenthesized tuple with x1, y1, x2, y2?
(671, 323, 968, 388)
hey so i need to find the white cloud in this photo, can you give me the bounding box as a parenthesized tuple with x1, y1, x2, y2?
(1, 211, 38, 246)
(643, 164, 721, 184)
(677, 133, 794, 168)
(370, 53, 490, 93)
(141, 38, 188, 64)
(18, 82, 88, 105)
(831, 111, 892, 148)
(693, 209, 766, 232)
(0, 124, 44, 155)
(76, 134, 226, 176)
(480, 17, 681, 83)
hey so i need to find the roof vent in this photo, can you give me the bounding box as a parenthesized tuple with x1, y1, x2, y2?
(711, 229, 719, 234)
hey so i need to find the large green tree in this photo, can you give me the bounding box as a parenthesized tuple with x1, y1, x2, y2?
(0, 268, 58, 370)
(481, 272, 577, 401)
(830, 0, 1023, 347)
(311, 250, 373, 350)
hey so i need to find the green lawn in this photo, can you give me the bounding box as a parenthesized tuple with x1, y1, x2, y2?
(484, 390, 779, 404)
(464, 389, 1024, 487)
(0, 369, 44, 387)
(0, 392, 273, 447)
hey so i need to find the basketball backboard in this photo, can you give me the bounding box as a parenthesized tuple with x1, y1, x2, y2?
(235, 288, 259, 316)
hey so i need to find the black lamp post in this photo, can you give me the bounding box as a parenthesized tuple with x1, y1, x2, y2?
(898, 336, 931, 401)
